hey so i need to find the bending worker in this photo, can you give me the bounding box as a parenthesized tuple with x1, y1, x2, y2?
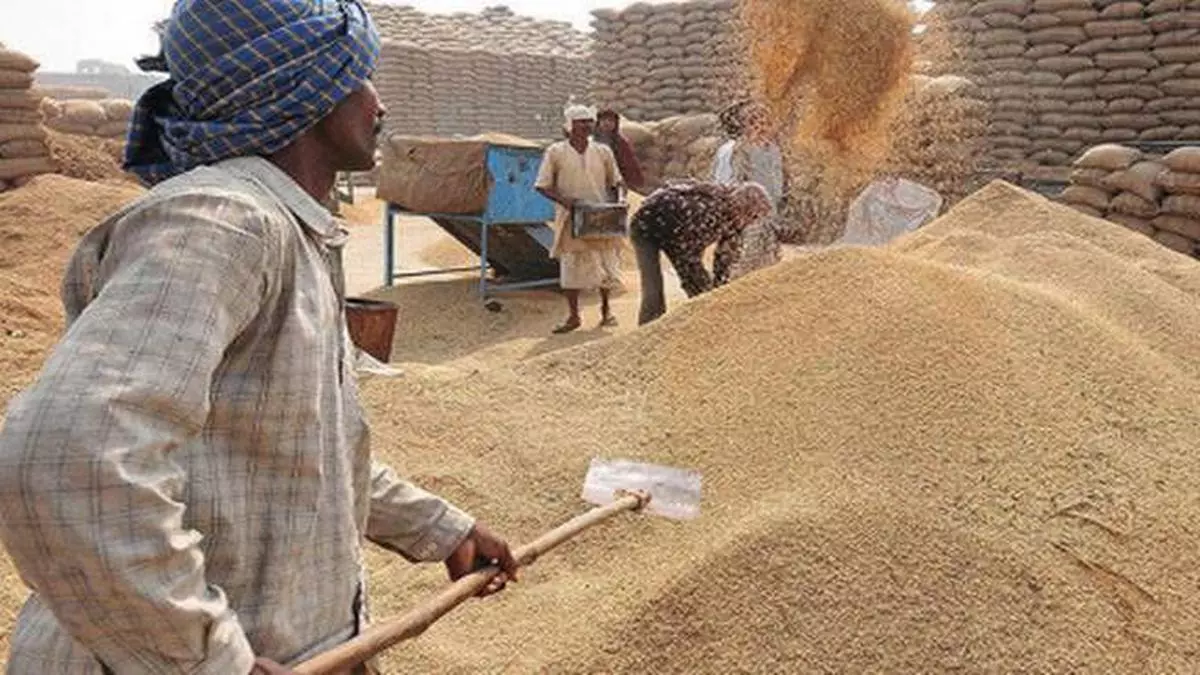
(535, 104, 626, 333)
(0, 1, 516, 673)
(631, 181, 773, 325)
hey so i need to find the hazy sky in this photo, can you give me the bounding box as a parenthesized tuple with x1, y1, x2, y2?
(2, 0, 932, 73)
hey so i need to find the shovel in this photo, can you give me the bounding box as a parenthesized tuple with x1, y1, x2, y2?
(293, 458, 702, 675)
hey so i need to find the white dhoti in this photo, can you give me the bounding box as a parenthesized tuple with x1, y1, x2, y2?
(559, 247, 623, 290)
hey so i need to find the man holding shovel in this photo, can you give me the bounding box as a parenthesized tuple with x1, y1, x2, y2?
(0, 1, 515, 673)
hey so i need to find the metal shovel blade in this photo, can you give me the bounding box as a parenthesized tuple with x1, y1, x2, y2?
(581, 457, 702, 521)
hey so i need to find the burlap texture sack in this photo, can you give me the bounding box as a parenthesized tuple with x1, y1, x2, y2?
(1099, 1, 1144, 18)
(0, 123, 45, 144)
(1064, 69, 1106, 85)
(1101, 161, 1165, 202)
(1075, 143, 1142, 170)
(1156, 168, 1200, 195)
(1071, 166, 1111, 189)
(0, 138, 48, 159)
(1060, 184, 1114, 209)
(0, 108, 39, 124)
(1083, 19, 1151, 37)
(1057, 8, 1101, 24)
(1101, 67, 1149, 83)
(1155, 45, 1200, 63)
(0, 69, 34, 90)
(1069, 203, 1105, 217)
(0, 90, 41, 110)
(1095, 51, 1160, 70)
(1035, 0, 1093, 10)
(1154, 214, 1200, 240)
(1153, 229, 1195, 254)
(1163, 194, 1200, 218)
(1154, 29, 1198, 47)
(1147, 0, 1186, 12)
(1162, 147, 1200, 173)
(1065, 126, 1104, 143)
(1028, 43, 1070, 58)
(0, 50, 38, 73)
(1140, 126, 1183, 141)
(1029, 26, 1087, 44)
(1106, 213, 1155, 235)
(1102, 128, 1140, 142)
(1070, 37, 1115, 55)
(0, 155, 55, 181)
(972, 0, 1031, 15)
(377, 135, 538, 214)
(1110, 191, 1159, 218)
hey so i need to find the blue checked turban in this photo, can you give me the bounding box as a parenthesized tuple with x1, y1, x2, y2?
(124, 0, 381, 185)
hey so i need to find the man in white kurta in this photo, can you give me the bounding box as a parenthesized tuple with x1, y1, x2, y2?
(535, 104, 626, 333)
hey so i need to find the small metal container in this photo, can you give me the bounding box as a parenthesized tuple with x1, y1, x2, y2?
(571, 201, 629, 239)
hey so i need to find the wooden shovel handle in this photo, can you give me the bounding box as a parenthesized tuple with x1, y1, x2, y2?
(294, 491, 650, 675)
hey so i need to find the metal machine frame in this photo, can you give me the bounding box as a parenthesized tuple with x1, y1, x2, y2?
(381, 143, 561, 298)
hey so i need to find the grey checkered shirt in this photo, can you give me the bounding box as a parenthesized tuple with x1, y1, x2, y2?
(0, 157, 475, 673)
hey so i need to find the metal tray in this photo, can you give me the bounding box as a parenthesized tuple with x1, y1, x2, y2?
(571, 201, 629, 239)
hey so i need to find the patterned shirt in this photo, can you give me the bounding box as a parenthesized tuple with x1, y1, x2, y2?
(0, 157, 475, 674)
(630, 181, 748, 294)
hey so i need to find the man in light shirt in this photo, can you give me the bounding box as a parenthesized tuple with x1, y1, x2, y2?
(0, 1, 515, 673)
(535, 104, 627, 333)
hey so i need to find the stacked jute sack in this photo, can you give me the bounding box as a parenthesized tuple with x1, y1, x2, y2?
(932, 0, 1200, 175)
(373, 40, 589, 140)
(0, 47, 54, 193)
(589, 0, 748, 121)
(43, 98, 132, 139)
(367, 4, 588, 57)
(36, 85, 110, 101)
(613, 113, 719, 192)
(367, 3, 590, 140)
(886, 74, 990, 204)
(626, 72, 988, 202)
(1060, 143, 1200, 256)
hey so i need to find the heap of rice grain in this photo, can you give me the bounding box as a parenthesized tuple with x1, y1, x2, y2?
(0, 175, 142, 398)
(346, 180, 1200, 673)
(44, 129, 132, 183)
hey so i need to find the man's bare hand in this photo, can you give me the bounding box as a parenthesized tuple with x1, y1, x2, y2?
(444, 523, 518, 597)
(252, 657, 296, 674)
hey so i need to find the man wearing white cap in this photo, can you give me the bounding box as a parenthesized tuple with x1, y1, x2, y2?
(535, 103, 626, 333)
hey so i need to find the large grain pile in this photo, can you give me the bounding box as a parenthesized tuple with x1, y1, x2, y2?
(0, 48, 53, 192)
(43, 98, 132, 140)
(0, 175, 142, 398)
(345, 179, 1200, 672)
(367, 5, 589, 139)
(934, 0, 1200, 173)
(588, 0, 746, 121)
(1060, 142, 1200, 257)
(3, 172, 1200, 671)
(44, 129, 131, 183)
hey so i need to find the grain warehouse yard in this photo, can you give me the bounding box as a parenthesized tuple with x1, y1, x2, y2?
(4, 0, 1200, 672)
